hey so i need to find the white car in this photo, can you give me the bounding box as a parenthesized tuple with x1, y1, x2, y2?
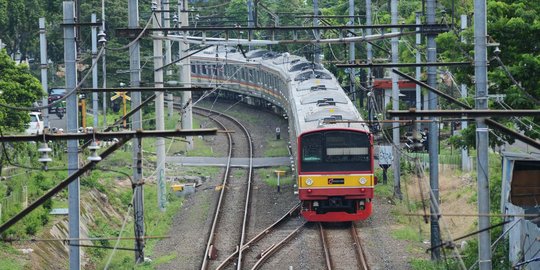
(25, 112, 44, 135)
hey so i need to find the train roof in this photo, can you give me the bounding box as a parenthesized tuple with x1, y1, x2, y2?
(191, 46, 369, 135)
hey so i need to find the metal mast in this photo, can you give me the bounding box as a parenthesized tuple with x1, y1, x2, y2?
(128, 0, 145, 263)
(349, 0, 355, 103)
(153, 0, 167, 212)
(163, 0, 174, 117)
(390, 0, 401, 199)
(39, 18, 49, 129)
(179, 0, 193, 149)
(63, 2, 80, 269)
(313, 0, 320, 64)
(426, 0, 441, 260)
(474, 0, 492, 268)
(461, 14, 471, 172)
(415, 11, 422, 132)
(91, 14, 99, 128)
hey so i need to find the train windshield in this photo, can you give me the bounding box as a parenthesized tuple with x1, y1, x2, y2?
(300, 131, 371, 172)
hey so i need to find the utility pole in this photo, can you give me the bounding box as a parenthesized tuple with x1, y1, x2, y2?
(474, 0, 491, 268)
(63, 2, 80, 269)
(153, 0, 167, 212)
(426, 0, 441, 260)
(348, 0, 356, 103)
(248, 0, 254, 51)
(365, 0, 372, 106)
(128, 0, 145, 263)
(91, 14, 99, 128)
(179, 0, 193, 149)
(313, 0, 320, 64)
(460, 14, 470, 172)
(415, 12, 422, 133)
(390, 0, 401, 200)
(39, 18, 49, 129)
(163, 0, 173, 117)
(101, 4, 107, 128)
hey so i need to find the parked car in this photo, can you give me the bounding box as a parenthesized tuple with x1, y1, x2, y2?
(48, 88, 66, 113)
(25, 112, 44, 135)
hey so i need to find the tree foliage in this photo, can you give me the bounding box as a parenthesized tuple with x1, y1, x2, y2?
(0, 50, 43, 131)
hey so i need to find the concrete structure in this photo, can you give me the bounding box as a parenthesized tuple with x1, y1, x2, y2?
(501, 152, 540, 270)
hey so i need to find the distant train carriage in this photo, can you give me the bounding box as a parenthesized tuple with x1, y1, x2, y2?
(191, 47, 375, 222)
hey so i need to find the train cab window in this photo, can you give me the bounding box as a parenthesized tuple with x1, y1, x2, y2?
(300, 131, 371, 172)
(301, 133, 323, 162)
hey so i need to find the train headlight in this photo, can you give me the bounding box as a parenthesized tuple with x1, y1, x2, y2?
(305, 178, 313, 186)
(359, 177, 367, 185)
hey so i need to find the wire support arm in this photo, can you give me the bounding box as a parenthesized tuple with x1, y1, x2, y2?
(79, 86, 212, 92)
(0, 129, 218, 143)
(392, 69, 540, 150)
(387, 109, 540, 118)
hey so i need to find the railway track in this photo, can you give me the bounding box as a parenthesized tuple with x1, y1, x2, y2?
(319, 222, 370, 270)
(215, 204, 305, 270)
(191, 106, 255, 270)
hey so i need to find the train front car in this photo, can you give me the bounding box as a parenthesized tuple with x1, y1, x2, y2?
(298, 128, 374, 222)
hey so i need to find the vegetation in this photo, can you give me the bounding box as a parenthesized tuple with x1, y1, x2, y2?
(0, 50, 43, 131)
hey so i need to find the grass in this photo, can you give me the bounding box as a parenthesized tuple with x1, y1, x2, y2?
(392, 226, 421, 241)
(94, 182, 184, 269)
(410, 258, 447, 270)
(0, 243, 25, 270)
(263, 138, 289, 157)
(257, 167, 293, 187)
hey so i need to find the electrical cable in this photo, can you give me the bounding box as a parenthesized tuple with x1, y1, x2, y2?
(103, 191, 136, 269)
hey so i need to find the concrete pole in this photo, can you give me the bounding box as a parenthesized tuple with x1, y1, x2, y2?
(348, 0, 356, 103)
(91, 14, 99, 128)
(460, 14, 470, 172)
(426, 0, 441, 260)
(474, 0, 491, 268)
(101, 2, 107, 128)
(390, 0, 401, 200)
(365, 0, 372, 95)
(163, 0, 174, 116)
(415, 12, 422, 132)
(128, 0, 145, 263)
(179, 0, 193, 149)
(313, 0, 320, 64)
(154, 0, 167, 212)
(248, 0, 254, 50)
(63, 2, 80, 269)
(39, 18, 49, 128)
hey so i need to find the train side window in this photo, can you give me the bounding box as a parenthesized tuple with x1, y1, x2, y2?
(201, 65, 207, 75)
(191, 64, 196, 74)
(248, 69, 253, 83)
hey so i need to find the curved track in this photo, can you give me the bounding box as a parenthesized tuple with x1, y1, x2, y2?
(191, 106, 254, 270)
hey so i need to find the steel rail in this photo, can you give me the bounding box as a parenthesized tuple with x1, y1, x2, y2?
(195, 108, 234, 270)
(193, 106, 255, 270)
(215, 203, 301, 269)
(350, 222, 370, 270)
(250, 221, 308, 270)
(318, 223, 333, 270)
(192, 105, 255, 270)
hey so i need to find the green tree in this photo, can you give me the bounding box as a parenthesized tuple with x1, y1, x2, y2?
(0, 49, 43, 131)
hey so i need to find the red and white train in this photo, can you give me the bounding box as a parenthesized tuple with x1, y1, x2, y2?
(191, 47, 375, 222)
